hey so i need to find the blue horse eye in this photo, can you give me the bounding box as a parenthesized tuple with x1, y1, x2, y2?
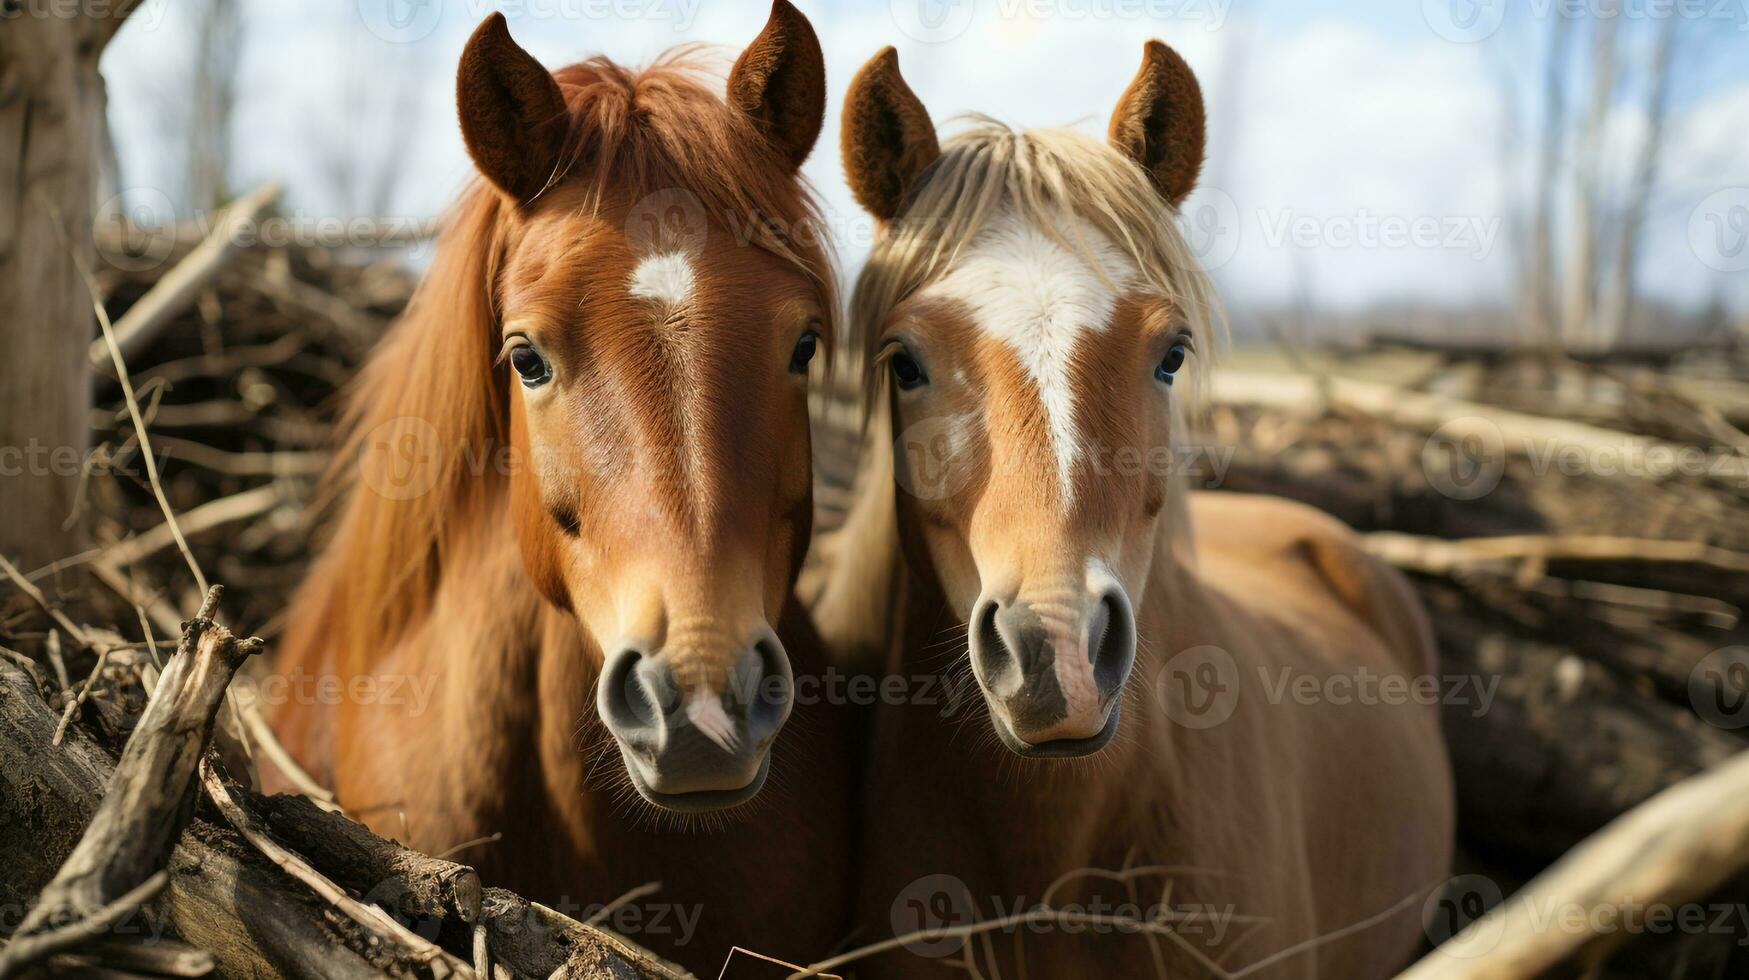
(1156, 343, 1188, 385)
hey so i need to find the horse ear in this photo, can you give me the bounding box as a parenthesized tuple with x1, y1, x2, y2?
(456, 13, 569, 203)
(841, 47, 939, 222)
(727, 0, 826, 172)
(1109, 40, 1206, 208)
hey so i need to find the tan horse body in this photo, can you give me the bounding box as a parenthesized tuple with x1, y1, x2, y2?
(827, 41, 1455, 978)
(854, 491, 1453, 977)
(268, 4, 853, 970)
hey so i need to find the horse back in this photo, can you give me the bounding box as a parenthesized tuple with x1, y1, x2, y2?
(1187, 490, 1438, 678)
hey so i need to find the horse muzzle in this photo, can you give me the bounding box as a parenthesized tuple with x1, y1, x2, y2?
(597, 630, 793, 811)
(969, 584, 1136, 757)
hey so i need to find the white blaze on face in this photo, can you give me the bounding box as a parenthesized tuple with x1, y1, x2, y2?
(628, 252, 696, 306)
(920, 212, 1136, 508)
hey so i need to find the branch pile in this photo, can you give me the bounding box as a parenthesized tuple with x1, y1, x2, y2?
(1207, 350, 1749, 977)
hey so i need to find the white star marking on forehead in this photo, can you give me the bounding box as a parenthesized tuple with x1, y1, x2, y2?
(919, 211, 1138, 507)
(628, 252, 696, 306)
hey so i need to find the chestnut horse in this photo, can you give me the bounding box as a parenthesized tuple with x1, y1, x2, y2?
(265, 4, 850, 970)
(817, 44, 1455, 978)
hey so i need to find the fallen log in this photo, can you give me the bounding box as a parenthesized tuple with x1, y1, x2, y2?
(1401, 750, 1749, 979)
(0, 587, 255, 977)
(1422, 580, 1746, 863)
(1211, 370, 1749, 489)
(1363, 531, 1749, 578)
(0, 596, 691, 979)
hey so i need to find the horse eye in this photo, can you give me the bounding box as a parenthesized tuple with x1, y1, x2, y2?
(890, 350, 927, 390)
(1156, 343, 1188, 386)
(789, 330, 819, 375)
(510, 344, 552, 388)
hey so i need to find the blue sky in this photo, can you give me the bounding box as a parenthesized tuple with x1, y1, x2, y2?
(101, 0, 1749, 320)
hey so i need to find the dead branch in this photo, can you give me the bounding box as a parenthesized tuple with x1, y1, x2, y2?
(97, 484, 287, 569)
(1401, 750, 1749, 979)
(0, 872, 168, 978)
(1364, 531, 1749, 577)
(0, 585, 254, 975)
(1211, 370, 1749, 489)
(198, 757, 477, 978)
(87, 181, 283, 370)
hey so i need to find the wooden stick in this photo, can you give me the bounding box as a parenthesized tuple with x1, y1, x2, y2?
(0, 659, 681, 979)
(0, 872, 168, 979)
(1212, 370, 1749, 488)
(0, 586, 254, 963)
(97, 484, 285, 569)
(198, 757, 477, 979)
(87, 181, 283, 369)
(1363, 531, 1749, 576)
(1400, 750, 1749, 979)
(252, 791, 479, 924)
(0, 660, 396, 978)
(76, 245, 208, 595)
(0, 550, 97, 650)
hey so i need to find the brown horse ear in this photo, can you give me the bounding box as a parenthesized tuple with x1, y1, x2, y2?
(841, 47, 939, 222)
(727, 0, 826, 172)
(1109, 40, 1206, 208)
(456, 13, 569, 203)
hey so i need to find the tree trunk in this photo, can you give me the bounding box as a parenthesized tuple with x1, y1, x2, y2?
(0, 3, 137, 570)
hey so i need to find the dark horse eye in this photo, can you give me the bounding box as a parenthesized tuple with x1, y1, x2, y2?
(789, 330, 819, 375)
(890, 350, 927, 390)
(1156, 342, 1188, 386)
(509, 344, 552, 387)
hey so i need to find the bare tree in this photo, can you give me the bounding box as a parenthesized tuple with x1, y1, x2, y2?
(1562, 5, 1621, 350)
(189, 0, 242, 209)
(0, 1, 143, 570)
(1596, 14, 1681, 348)
(1527, 15, 1573, 350)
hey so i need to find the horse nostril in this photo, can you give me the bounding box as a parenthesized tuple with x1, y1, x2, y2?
(742, 634, 794, 746)
(1090, 588, 1137, 692)
(970, 597, 1023, 695)
(598, 648, 672, 749)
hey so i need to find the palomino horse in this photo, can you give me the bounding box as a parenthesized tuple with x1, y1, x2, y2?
(820, 43, 1455, 977)
(266, 3, 851, 969)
